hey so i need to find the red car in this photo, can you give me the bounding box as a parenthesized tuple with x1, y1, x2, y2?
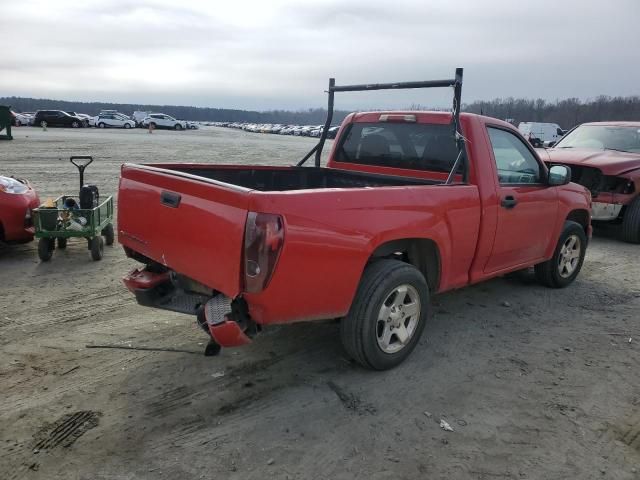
(539, 122, 640, 242)
(118, 71, 592, 369)
(0, 176, 40, 243)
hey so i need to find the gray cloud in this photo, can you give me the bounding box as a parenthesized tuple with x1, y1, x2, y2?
(1, 0, 638, 111)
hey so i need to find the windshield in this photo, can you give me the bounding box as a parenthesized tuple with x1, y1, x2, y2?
(556, 125, 640, 152)
(334, 122, 461, 172)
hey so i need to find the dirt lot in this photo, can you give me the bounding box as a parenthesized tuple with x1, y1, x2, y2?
(1, 126, 639, 479)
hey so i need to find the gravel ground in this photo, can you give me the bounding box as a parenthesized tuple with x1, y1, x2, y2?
(1, 126, 639, 479)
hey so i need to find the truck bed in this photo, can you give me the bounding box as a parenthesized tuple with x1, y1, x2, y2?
(118, 163, 443, 301)
(149, 165, 438, 191)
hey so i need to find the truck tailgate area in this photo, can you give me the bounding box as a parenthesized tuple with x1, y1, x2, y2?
(118, 164, 250, 298)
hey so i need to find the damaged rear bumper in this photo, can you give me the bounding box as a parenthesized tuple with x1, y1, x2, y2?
(122, 267, 252, 347)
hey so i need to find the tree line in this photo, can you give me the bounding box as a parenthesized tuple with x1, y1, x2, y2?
(2, 95, 640, 128)
(0, 96, 351, 125)
(463, 95, 640, 129)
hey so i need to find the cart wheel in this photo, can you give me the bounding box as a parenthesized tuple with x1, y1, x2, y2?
(102, 223, 115, 246)
(38, 238, 54, 262)
(90, 236, 104, 261)
(57, 238, 67, 249)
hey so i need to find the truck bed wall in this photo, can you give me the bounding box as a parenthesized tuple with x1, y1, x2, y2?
(158, 165, 438, 191)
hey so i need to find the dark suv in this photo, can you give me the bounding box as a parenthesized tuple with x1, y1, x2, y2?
(33, 110, 86, 128)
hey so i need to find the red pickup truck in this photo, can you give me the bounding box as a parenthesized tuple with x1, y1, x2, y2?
(119, 70, 592, 369)
(539, 122, 640, 243)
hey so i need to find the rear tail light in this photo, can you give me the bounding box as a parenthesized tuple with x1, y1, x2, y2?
(243, 212, 284, 293)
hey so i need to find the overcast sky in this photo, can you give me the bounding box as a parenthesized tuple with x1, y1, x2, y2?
(1, 0, 639, 111)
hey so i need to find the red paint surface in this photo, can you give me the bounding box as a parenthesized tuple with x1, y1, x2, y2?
(0, 181, 39, 243)
(208, 319, 252, 347)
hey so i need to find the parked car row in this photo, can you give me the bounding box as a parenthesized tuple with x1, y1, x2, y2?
(214, 122, 340, 139)
(10, 109, 199, 131)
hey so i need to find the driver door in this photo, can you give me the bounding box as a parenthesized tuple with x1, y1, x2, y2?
(484, 126, 558, 274)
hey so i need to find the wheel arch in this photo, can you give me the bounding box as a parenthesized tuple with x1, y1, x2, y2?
(566, 209, 590, 234)
(369, 238, 441, 292)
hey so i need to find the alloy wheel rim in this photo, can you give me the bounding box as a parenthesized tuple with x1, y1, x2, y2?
(376, 284, 421, 354)
(558, 234, 581, 278)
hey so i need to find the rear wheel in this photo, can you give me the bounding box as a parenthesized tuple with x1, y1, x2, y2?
(90, 236, 104, 261)
(620, 197, 640, 243)
(102, 223, 115, 246)
(340, 259, 429, 370)
(535, 221, 586, 288)
(124, 123, 131, 129)
(98, 122, 105, 128)
(38, 238, 54, 262)
(57, 237, 67, 249)
(71, 121, 80, 128)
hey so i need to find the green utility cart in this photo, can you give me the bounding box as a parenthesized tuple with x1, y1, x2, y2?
(32, 156, 114, 261)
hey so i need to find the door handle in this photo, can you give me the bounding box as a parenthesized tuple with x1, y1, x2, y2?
(160, 191, 181, 208)
(501, 195, 518, 209)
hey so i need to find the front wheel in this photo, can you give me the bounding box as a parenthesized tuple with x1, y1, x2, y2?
(174, 124, 183, 130)
(620, 197, 640, 243)
(98, 122, 105, 128)
(535, 221, 586, 288)
(38, 238, 54, 261)
(124, 123, 131, 129)
(340, 259, 429, 370)
(71, 121, 80, 128)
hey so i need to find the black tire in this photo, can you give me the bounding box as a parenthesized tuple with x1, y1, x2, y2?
(620, 197, 640, 243)
(340, 259, 429, 370)
(98, 122, 105, 128)
(90, 236, 104, 261)
(174, 124, 183, 130)
(71, 121, 80, 128)
(38, 238, 54, 262)
(102, 223, 115, 246)
(534, 221, 586, 288)
(57, 237, 67, 249)
(124, 123, 131, 129)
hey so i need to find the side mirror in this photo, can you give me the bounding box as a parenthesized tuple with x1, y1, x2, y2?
(548, 165, 571, 186)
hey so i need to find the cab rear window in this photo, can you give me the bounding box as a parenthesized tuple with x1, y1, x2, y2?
(334, 122, 460, 172)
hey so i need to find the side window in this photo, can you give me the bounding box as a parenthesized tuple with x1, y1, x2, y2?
(487, 127, 542, 184)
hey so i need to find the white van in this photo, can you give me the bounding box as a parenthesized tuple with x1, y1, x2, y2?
(518, 122, 565, 147)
